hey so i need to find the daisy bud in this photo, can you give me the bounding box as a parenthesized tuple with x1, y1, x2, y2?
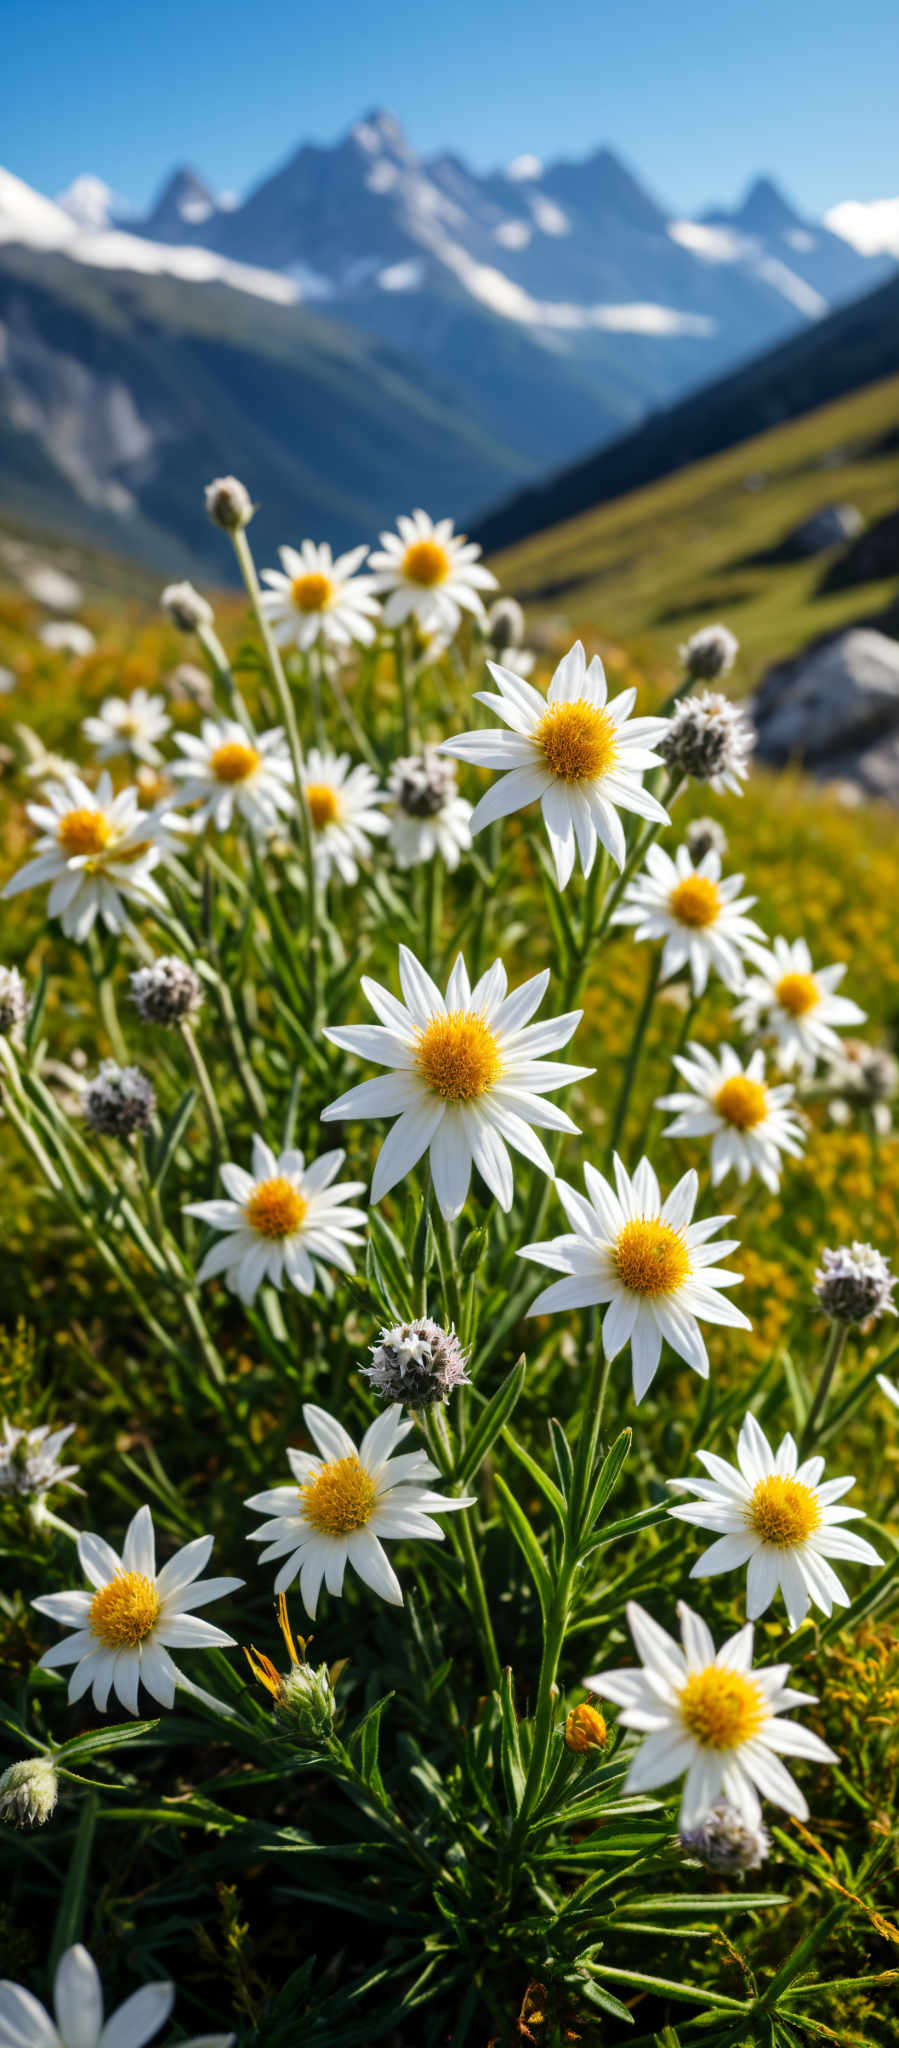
(361, 1318, 471, 1409)
(659, 692, 754, 792)
(161, 581, 214, 633)
(129, 957, 204, 1026)
(278, 1660, 336, 1744)
(486, 596, 526, 651)
(204, 475, 254, 531)
(0, 965, 30, 1038)
(680, 623, 739, 682)
(564, 1702, 607, 1753)
(813, 1243, 897, 1325)
(388, 748, 458, 820)
(0, 1755, 58, 1828)
(680, 1801, 770, 1873)
(830, 1039, 899, 1107)
(167, 661, 215, 710)
(83, 1061, 156, 1139)
(685, 816, 728, 866)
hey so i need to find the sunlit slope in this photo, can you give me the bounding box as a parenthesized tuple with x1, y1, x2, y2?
(490, 373, 899, 688)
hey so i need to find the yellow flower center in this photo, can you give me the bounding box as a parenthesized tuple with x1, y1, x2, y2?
(749, 1473, 821, 1548)
(89, 1571, 160, 1649)
(402, 539, 451, 586)
(210, 741, 260, 785)
(305, 783, 340, 828)
(415, 1010, 502, 1101)
(713, 1075, 768, 1130)
(775, 971, 820, 1018)
(668, 874, 721, 928)
(300, 1454, 378, 1535)
(565, 1702, 608, 1753)
(291, 572, 333, 612)
(245, 1176, 308, 1240)
(614, 1218, 690, 1296)
(58, 808, 113, 858)
(535, 698, 618, 783)
(679, 1666, 765, 1749)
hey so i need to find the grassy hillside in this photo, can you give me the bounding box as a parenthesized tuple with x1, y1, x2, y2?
(491, 371, 899, 691)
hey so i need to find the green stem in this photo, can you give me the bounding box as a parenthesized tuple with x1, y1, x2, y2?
(394, 626, 413, 752)
(178, 1020, 227, 1151)
(606, 950, 662, 1164)
(594, 774, 683, 943)
(196, 620, 252, 728)
(801, 1322, 849, 1447)
(507, 1562, 575, 1853)
(213, 976, 267, 1121)
(230, 525, 322, 1017)
(424, 1408, 501, 1691)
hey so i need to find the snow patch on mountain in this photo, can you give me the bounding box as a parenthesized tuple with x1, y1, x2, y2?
(507, 155, 543, 182)
(56, 175, 116, 229)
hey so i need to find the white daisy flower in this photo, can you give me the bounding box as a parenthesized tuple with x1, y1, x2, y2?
(368, 510, 497, 636)
(655, 1042, 806, 1193)
(31, 1504, 242, 1715)
(1, 772, 170, 941)
(584, 1598, 836, 1831)
(0, 1943, 233, 2048)
(520, 1154, 750, 1402)
(245, 1402, 474, 1617)
(169, 717, 294, 836)
(387, 749, 472, 871)
(322, 946, 593, 1221)
(611, 842, 766, 996)
(82, 688, 171, 766)
(259, 541, 381, 651)
(185, 1135, 366, 1306)
(668, 1412, 882, 1630)
(439, 639, 669, 890)
(301, 748, 389, 884)
(733, 936, 866, 1075)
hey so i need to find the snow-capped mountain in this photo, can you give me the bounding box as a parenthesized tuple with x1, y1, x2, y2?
(0, 116, 894, 577)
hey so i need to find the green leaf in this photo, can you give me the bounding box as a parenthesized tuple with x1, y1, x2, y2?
(494, 1471, 551, 1617)
(581, 1427, 631, 1533)
(148, 1087, 196, 1190)
(497, 1667, 526, 1811)
(455, 1356, 526, 1486)
(548, 1417, 575, 1499)
(368, 1209, 414, 1318)
(348, 1693, 394, 1799)
(24, 956, 49, 1054)
(499, 1424, 566, 1530)
(50, 1793, 98, 1973)
(365, 1236, 404, 1323)
(55, 1720, 160, 1764)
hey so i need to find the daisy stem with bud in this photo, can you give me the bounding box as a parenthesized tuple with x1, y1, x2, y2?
(422, 1405, 502, 1692)
(196, 619, 252, 731)
(177, 1019, 227, 1152)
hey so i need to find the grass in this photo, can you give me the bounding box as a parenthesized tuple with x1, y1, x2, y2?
(492, 371, 899, 689)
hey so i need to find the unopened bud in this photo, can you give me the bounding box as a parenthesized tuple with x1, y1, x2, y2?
(204, 476, 254, 531)
(0, 1756, 58, 1828)
(161, 582, 214, 633)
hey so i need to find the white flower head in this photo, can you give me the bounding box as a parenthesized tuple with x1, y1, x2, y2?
(439, 639, 669, 889)
(0, 1943, 233, 2048)
(611, 842, 766, 996)
(0, 1420, 78, 1504)
(1, 772, 170, 941)
(322, 946, 593, 1221)
(32, 1504, 242, 1715)
(259, 541, 381, 650)
(170, 717, 294, 836)
(185, 1135, 366, 1306)
(658, 690, 754, 794)
(387, 749, 472, 871)
(584, 1598, 836, 1831)
(733, 936, 867, 1075)
(82, 689, 171, 766)
(655, 1042, 805, 1193)
(39, 621, 96, 658)
(301, 748, 389, 883)
(368, 510, 497, 635)
(245, 1401, 474, 1617)
(669, 1411, 882, 1630)
(521, 1154, 750, 1402)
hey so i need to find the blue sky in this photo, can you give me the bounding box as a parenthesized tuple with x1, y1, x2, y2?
(5, 0, 897, 220)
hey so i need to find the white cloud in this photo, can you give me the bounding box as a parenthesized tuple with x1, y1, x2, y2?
(825, 196, 899, 257)
(378, 259, 424, 291)
(506, 154, 543, 183)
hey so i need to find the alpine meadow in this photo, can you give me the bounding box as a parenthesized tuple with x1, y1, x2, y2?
(1, 439, 899, 2048)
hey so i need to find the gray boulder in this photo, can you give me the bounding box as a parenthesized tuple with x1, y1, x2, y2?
(751, 628, 899, 799)
(777, 501, 864, 558)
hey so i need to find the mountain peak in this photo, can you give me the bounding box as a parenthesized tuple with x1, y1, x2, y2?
(350, 110, 415, 161)
(736, 175, 801, 233)
(56, 175, 115, 230)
